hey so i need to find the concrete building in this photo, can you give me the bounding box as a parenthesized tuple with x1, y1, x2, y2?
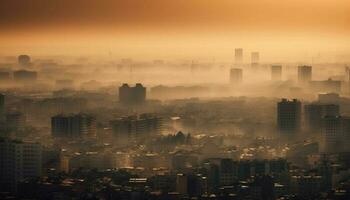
(51, 113, 97, 138)
(6, 112, 26, 130)
(251, 52, 259, 64)
(271, 65, 282, 81)
(13, 70, 37, 82)
(318, 93, 340, 104)
(0, 139, 42, 193)
(322, 116, 350, 153)
(298, 65, 312, 83)
(305, 104, 339, 132)
(277, 99, 302, 135)
(119, 83, 146, 105)
(110, 113, 162, 139)
(229, 68, 243, 84)
(309, 79, 341, 93)
(18, 55, 31, 67)
(235, 48, 243, 64)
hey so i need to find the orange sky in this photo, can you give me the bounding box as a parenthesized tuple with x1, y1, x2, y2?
(0, 0, 349, 60)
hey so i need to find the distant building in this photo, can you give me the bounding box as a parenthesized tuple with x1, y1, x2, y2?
(55, 79, 74, 90)
(110, 113, 162, 138)
(229, 68, 243, 84)
(318, 93, 340, 104)
(18, 55, 31, 67)
(6, 112, 26, 130)
(322, 116, 350, 153)
(309, 79, 341, 93)
(271, 65, 282, 81)
(0, 71, 10, 81)
(13, 70, 37, 82)
(235, 48, 243, 64)
(251, 52, 259, 64)
(0, 94, 4, 116)
(51, 113, 97, 138)
(305, 104, 339, 132)
(298, 65, 312, 83)
(277, 99, 302, 135)
(0, 139, 42, 193)
(119, 83, 146, 105)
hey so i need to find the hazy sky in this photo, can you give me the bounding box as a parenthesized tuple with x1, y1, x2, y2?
(1, 0, 349, 60)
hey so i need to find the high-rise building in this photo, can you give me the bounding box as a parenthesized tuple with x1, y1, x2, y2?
(322, 116, 350, 153)
(110, 113, 162, 139)
(277, 99, 302, 135)
(18, 55, 31, 67)
(0, 139, 42, 193)
(298, 65, 312, 83)
(271, 65, 282, 81)
(0, 93, 4, 116)
(251, 52, 259, 64)
(13, 70, 37, 82)
(229, 68, 243, 84)
(304, 104, 339, 132)
(119, 83, 146, 105)
(51, 113, 97, 138)
(318, 93, 340, 104)
(6, 112, 26, 130)
(235, 48, 243, 64)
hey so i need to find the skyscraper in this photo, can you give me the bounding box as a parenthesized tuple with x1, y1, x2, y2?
(277, 99, 302, 135)
(0, 93, 4, 116)
(322, 116, 350, 153)
(110, 113, 163, 139)
(0, 139, 42, 193)
(304, 103, 339, 132)
(251, 52, 259, 64)
(235, 48, 243, 64)
(271, 65, 282, 81)
(18, 55, 31, 67)
(229, 68, 243, 84)
(119, 83, 146, 105)
(51, 113, 97, 138)
(298, 65, 312, 83)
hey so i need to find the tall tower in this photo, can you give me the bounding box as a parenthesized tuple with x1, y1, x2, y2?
(235, 48, 243, 65)
(271, 65, 282, 81)
(277, 99, 302, 136)
(298, 65, 312, 83)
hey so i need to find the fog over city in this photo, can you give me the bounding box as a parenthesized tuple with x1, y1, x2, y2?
(1, 0, 350, 200)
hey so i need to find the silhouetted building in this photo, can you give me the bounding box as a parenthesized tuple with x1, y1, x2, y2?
(309, 79, 341, 93)
(271, 65, 282, 81)
(235, 48, 243, 64)
(56, 79, 74, 90)
(322, 116, 350, 153)
(0, 139, 42, 193)
(298, 65, 312, 83)
(0, 93, 4, 116)
(251, 52, 259, 64)
(18, 55, 31, 67)
(0, 72, 10, 81)
(6, 112, 26, 130)
(318, 93, 340, 104)
(51, 113, 97, 138)
(277, 99, 301, 135)
(110, 114, 162, 138)
(305, 104, 339, 132)
(229, 68, 243, 84)
(13, 70, 37, 82)
(119, 83, 146, 105)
